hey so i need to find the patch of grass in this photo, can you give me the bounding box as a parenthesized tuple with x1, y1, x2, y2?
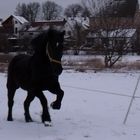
(83, 58, 104, 69)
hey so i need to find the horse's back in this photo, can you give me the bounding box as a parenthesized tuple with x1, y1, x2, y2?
(7, 53, 55, 90)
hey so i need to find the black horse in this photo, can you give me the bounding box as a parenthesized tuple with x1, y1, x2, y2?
(7, 28, 65, 126)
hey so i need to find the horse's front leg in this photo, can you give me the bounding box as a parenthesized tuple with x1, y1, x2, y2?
(24, 92, 35, 122)
(50, 87, 64, 110)
(36, 91, 51, 125)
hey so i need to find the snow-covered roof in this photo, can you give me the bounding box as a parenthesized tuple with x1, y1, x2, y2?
(88, 29, 136, 38)
(27, 27, 40, 32)
(12, 15, 29, 24)
(109, 29, 136, 38)
(2, 15, 29, 25)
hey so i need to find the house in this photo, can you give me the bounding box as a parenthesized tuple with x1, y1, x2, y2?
(86, 29, 137, 52)
(0, 16, 67, 52)
(1, 15, 29, 37)
(0, 15, 29, 52)
(19, 19, 67, 39)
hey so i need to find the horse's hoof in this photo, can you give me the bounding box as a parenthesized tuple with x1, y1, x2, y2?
(50, 102, 61, 110)
(7, 117, 13, 121)
(44, 121, 52, 127)
(25, 118, 33, 122)
(26, 120, 33, 123)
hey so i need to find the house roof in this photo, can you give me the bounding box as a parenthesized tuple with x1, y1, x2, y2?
(31, 19, 67, 27)
(25, 19, 67, 32)
(108, 29, 136, 38)
(12, 15, 28, 24)
(2, 15, 29, 24)
(87, 29, 136, 38)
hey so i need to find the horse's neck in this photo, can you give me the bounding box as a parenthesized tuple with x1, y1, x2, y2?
(33, 52, 49, 63)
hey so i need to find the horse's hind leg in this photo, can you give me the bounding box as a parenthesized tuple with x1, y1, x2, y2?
(36, 91, 51, 123)
(24, 92, 35, 122)
(7, 87, 16, 121)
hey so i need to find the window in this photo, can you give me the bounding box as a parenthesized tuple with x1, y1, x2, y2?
(15, 27, 18, 34)
(15, 20, 18, 24)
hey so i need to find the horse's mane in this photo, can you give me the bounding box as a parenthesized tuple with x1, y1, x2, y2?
(31, 31, 48, 54)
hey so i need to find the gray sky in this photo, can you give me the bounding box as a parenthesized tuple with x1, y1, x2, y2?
(0, 0, 80, 20)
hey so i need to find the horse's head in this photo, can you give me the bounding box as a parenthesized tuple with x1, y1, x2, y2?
(46, 28, 65, 76)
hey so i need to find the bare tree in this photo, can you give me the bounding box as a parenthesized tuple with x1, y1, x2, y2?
(64, 3, 84, 17)
(88, 0, 137, 67)
(15, 3, 28, 19)
(126, 0, 138, 16)
(80, 0, 91, 17)
(90, 15, 136, 67)
(102, 28, 135, 68)
(101, 0, 138, 17)
(15, 2, 40, 22)
(26, 2, 40, 22)
(42, 1, 63, 20)
(80, 0, 108, 16)
(80, 0, 134, 17)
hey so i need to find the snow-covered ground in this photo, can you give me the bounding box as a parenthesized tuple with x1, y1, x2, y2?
(0, 71, 140, 140)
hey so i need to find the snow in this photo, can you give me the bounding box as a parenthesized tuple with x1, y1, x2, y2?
(65, 17, 89, 36)
(13, 15, 29, 24)
(87, 29, 136, 38)
(0, 71, 140, 140)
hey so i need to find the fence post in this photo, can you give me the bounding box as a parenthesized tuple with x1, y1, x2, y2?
(123, 75, 140, 124)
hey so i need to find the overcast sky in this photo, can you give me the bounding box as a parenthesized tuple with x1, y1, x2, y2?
(0, 0, 80, 20)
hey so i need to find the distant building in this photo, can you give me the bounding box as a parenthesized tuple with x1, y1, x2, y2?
(19, 19, 67, 39)
(1, 15, 29, 37)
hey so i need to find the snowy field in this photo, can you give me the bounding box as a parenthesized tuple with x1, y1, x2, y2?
(0, 71, 140, 140)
